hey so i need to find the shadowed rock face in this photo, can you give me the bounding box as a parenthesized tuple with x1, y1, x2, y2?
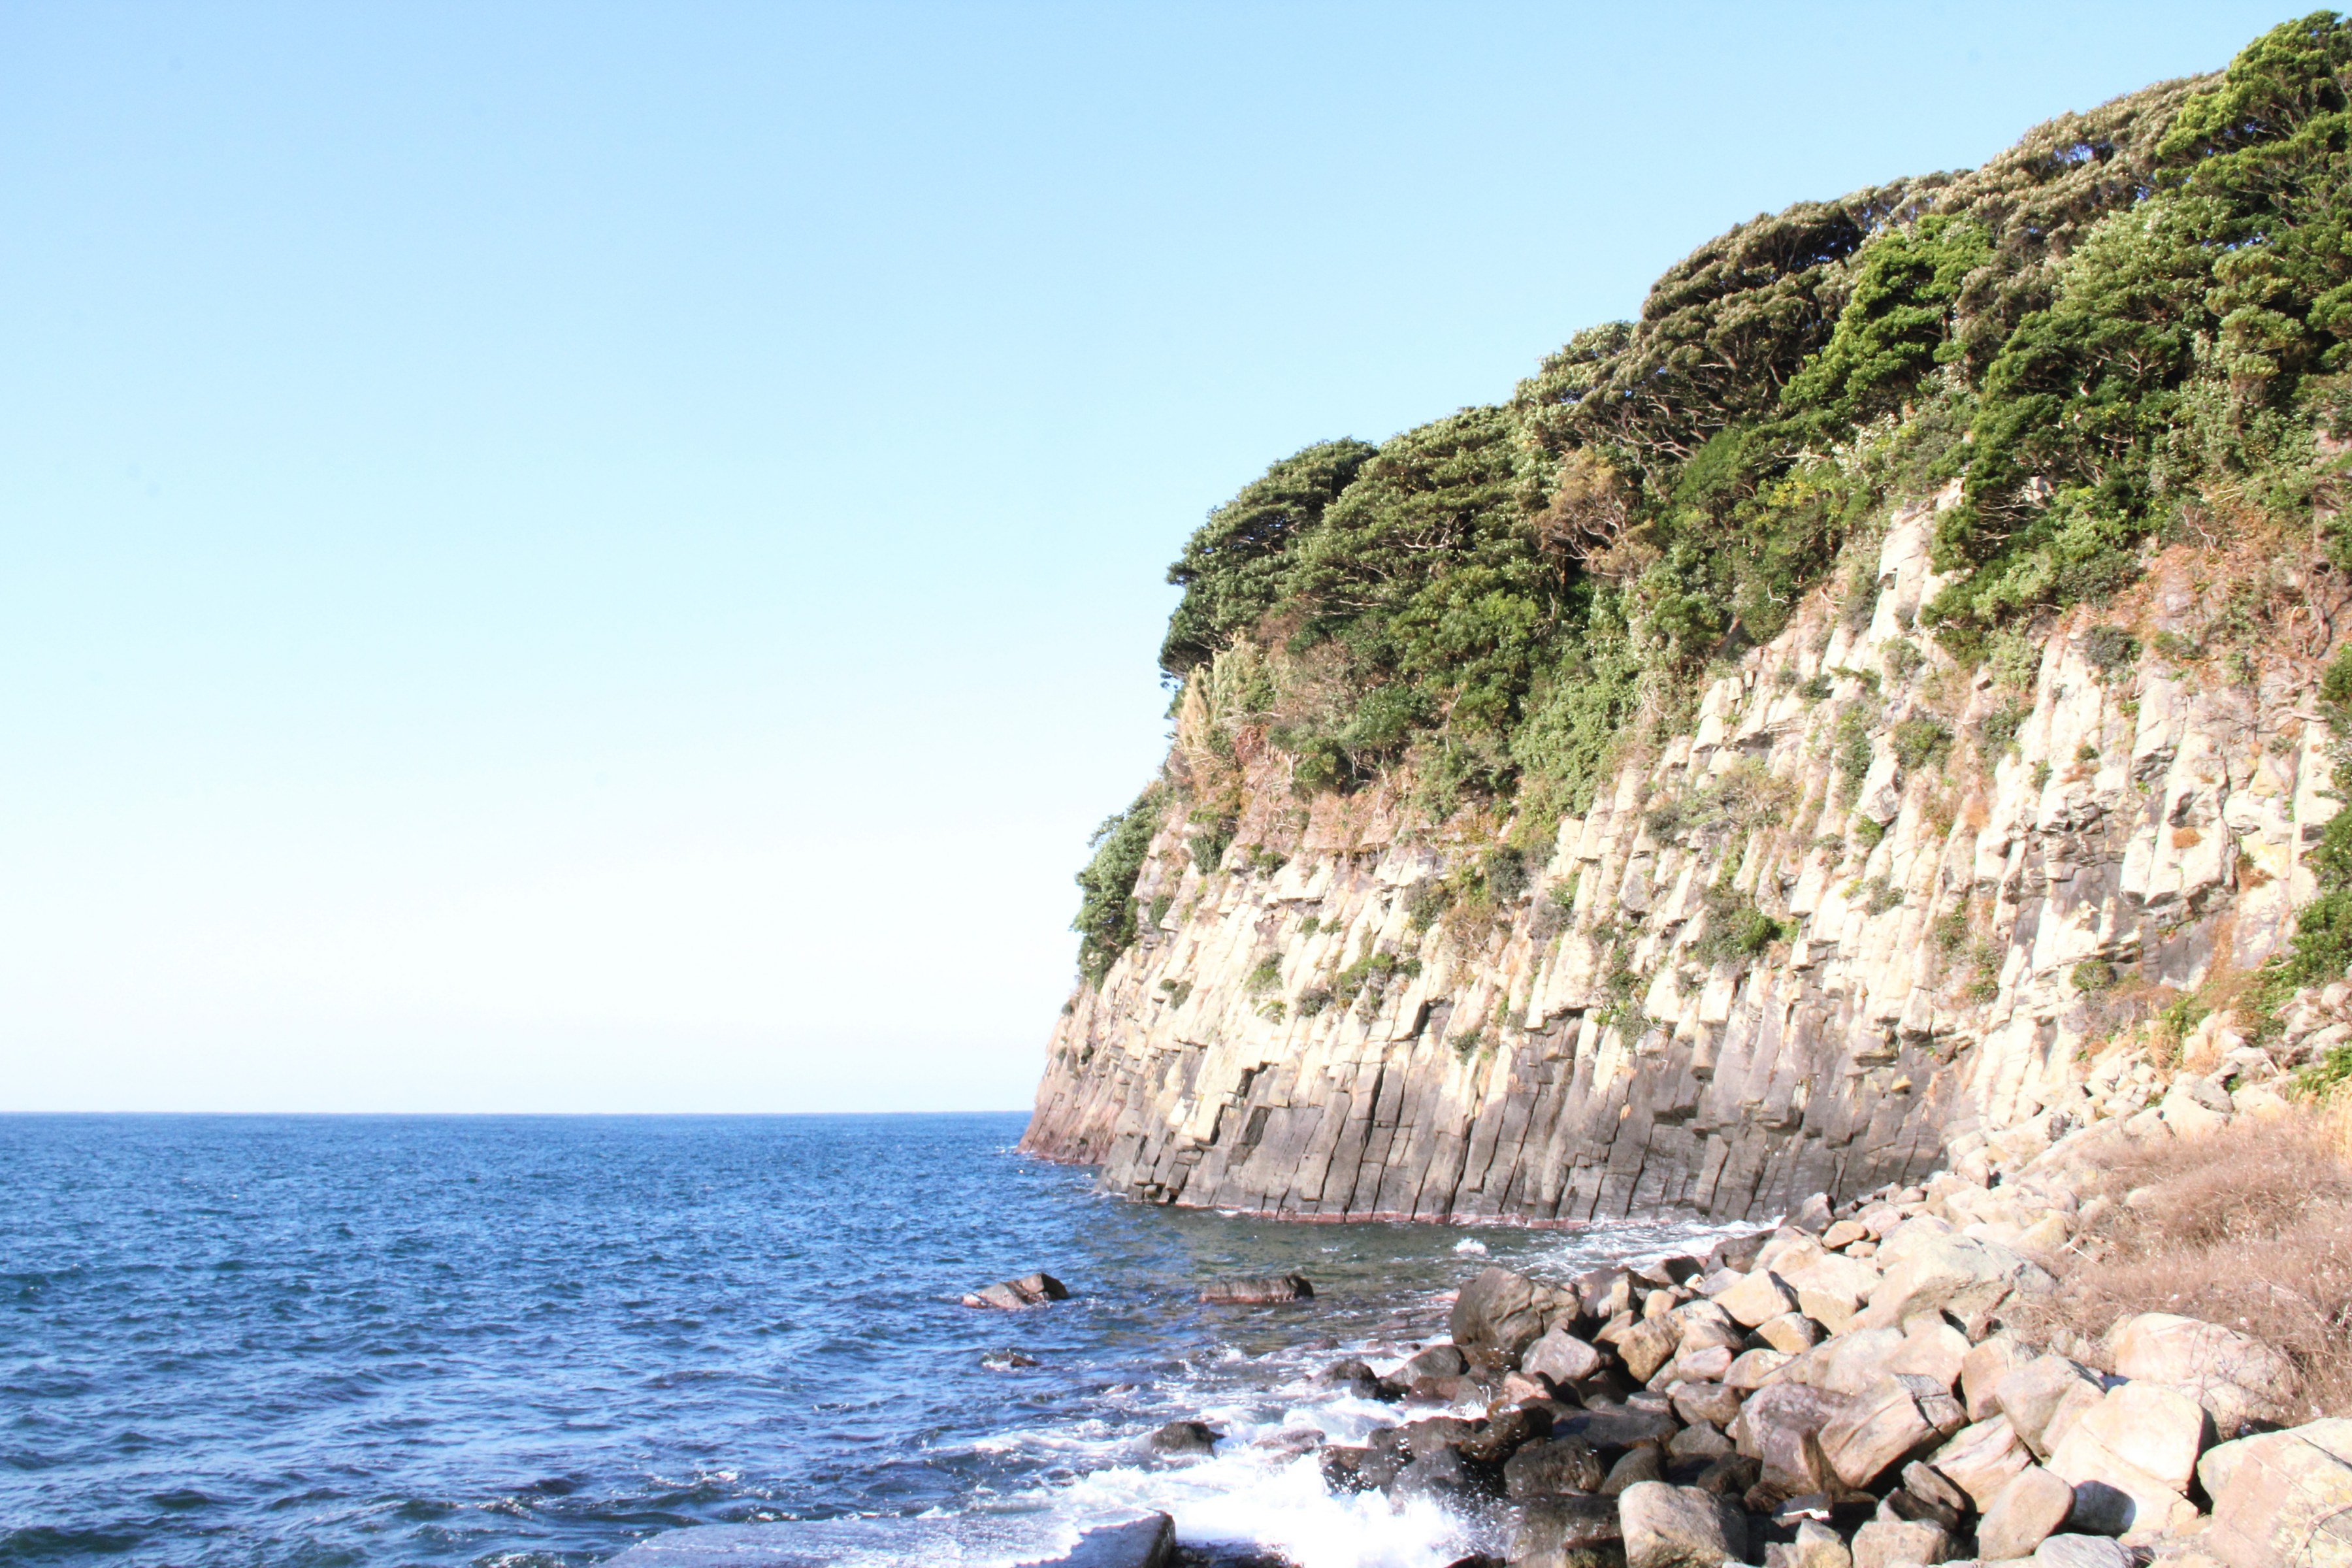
(1024, 498, 2349, 1224)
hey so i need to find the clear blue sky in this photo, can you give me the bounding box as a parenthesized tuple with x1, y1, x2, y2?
(0, 2, 2295, 1111)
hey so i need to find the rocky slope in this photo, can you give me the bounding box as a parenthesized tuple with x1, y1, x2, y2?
(1022, 490, 2351, 1222)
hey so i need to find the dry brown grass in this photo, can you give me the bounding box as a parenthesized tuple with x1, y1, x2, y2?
(2031, 1104, 2352, 1419)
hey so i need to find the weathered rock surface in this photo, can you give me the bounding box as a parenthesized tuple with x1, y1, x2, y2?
(1978, 1466, 2078, 1561)
(2046, 1382, 2208, 1537)
(2202, 1418, 2352, 1568)
(1619, 1481, 1747, 1568)
(1850, 1517, 1950, 1568)
(2034, 1535, 2132, 1568)
(2104, 1313, 2295, 1435)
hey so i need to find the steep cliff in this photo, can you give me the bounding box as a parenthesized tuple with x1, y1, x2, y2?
(1022, 18, 2352, 1222)
(1024, 495, 2349, 1219)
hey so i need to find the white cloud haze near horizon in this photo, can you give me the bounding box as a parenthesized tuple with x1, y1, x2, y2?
(0, 1, 2299, 1111)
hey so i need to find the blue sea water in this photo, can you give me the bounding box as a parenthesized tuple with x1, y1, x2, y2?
(0, 1115, 1738, 1568)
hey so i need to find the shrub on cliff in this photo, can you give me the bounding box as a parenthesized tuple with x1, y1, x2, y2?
(1072, 15, 2352, 982)
(1072, 788, 1164, 985)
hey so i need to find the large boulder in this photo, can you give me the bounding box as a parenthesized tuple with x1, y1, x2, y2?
(1978, 1465, 2078, 1561)
(1618, 1316, 1683, 1383)
(1505, 1436, 1609, 1499)
(1718, 1269, 1801, 1328)
(1524, 1328, 1606, 1386)
(2045, 1382, 2209, 1538)
(1818, 1375, 1935, 1490)
(1993, 1356, 2104, 1459)
(1856, 1232, 2051, 1333)
(1452, 1267, 1575, 1362)
(1147, 1420, 1220, 1454)
(1961, 1335, 2032, 1422)
(2104, 1313, 2296, 1435)
(1618, 1481, 1747, 1568)
(962, 1272, 1070, 1309)
(1887, 1322, 1970, 1391)
(1735, 1382, 1852, 1496)
(1776, 1328, 1906, 1397)
(1927, 1414, 2033, 1509)
(1403, 1344, 1471, 1380)
(2201, 1417, 2352, 1568)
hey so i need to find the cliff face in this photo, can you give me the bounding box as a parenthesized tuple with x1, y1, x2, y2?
(1022, 492, 2349, 1222)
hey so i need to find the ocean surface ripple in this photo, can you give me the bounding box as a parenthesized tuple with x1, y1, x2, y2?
(0, 1115, 1737, 1567)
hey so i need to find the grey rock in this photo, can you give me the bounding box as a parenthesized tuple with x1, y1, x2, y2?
(602, 1511, 1175, 1567)
(1560, 1403, 1684, 1451)
(1672, 1382, 1744, 1429)
(1602, 1445, 1665, 1495)
(1198, 1273, 1311, 1304)
(1404, 1343, 1472, 1380)
(961, 1273, 1069, 1309)
(1526, 1328, 1608, 1386)
(1667, 1422, 1734, 1463)
(1512, 1495, 1625, 1568)
(1506, 1435, 1609, 1499)
(1147, 1420, 1218, 1454)
(1453, 1267, 1574, 1362)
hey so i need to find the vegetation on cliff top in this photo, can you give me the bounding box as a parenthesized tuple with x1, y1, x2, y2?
(1075, 14, 2352, 981)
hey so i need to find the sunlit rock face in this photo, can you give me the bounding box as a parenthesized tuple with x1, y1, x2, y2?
(1023, 495, 2348, 1222)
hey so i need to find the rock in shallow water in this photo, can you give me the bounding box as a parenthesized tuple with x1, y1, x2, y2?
(601, 1509, 1176, 1567)
(1147, 1419, 1219, 1454)
(1198, 1274, 1313, 1304)
(960, 1273, 1069, 1309)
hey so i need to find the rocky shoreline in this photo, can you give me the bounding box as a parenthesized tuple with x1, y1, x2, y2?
(1109, 1024, 2349, 1568)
